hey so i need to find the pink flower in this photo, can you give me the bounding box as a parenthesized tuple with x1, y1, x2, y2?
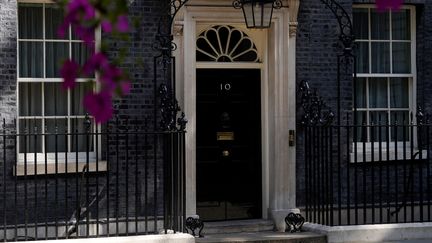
(101, 64, 123, 90)
(83, 91, 113, 123)
(61, 60, 80, 90)
(57, 0, 96, 44)
(116, 15, 129, 32)
(83, 52, 109, 75)
(73, 25, 95, 44)
(67, 0, 95, 20)
(376, 0, 403, 11)
(101, 20, 113, 33)
(120, 81, 131, 95)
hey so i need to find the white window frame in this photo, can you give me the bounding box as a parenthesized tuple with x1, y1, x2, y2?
(16, 1, 103, 168)
(352, 4, 418, 162)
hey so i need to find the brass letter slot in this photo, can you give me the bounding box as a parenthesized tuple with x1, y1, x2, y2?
(217, 132, 235, 141)
(289, 130, 295, 147)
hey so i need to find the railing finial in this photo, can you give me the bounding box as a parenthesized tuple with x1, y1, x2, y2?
(298, 80, 334, 126)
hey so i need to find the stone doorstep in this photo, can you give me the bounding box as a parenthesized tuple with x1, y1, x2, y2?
(195, 231, 327, 243)
(203, 220, 275, 235)
(193, 219, 326, 243)
(303, 222, 432, 243)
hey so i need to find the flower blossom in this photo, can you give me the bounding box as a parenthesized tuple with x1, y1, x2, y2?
(101, 15, 129, 33)
(67, 0, 95, 20)
(57, 0, 96, 44)
(116, 15, 129, 33)
(101, 64, 123, 91)
(57, 0, 131, 123)
(101, 20, 113, 33)
(83, 91, 113, 123)
(73, 25, 95, 44)
(120, 81, 131, 95)
(60, 59, 80, 90)
(82, 52, 109, 76)
(376, 0, 403, 11)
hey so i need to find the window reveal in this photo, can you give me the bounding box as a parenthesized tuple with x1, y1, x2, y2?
(17, 3, 96, 159)
(353, 6, 415, 143)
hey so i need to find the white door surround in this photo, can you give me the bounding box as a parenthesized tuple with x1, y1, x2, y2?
(173, 0, 300, 232)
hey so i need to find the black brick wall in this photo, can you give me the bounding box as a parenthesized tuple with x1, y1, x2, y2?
(0, 0, 170, 230)
(104, 0, 168, 220)
(296, 0, 353, 207)
(296, 0, 432, 210)
(0, 0, 18, 119)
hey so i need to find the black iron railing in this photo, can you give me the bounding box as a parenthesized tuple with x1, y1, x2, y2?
(0, 116, 186, 241)
(304, 112, 432, 226)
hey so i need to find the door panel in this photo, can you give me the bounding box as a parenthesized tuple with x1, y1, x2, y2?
(196, 68, 262, 221)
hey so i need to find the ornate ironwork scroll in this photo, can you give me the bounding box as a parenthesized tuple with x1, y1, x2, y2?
(153, 0, 190, 59)
(153, 0, 189, 132)
(318, 0, 355, 125)
(299, 80, 335, 126)
(285, 213, 305, 233)
(159, 84, 187, 131)
(152, 1, 189, 236)
(320, 0, 355, 54)
(185, 217, 204, 238)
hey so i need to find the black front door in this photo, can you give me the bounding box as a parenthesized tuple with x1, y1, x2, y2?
(196, 69, 262, 221)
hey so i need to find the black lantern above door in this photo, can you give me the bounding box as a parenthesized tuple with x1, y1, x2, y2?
(233, 0, 282, 29)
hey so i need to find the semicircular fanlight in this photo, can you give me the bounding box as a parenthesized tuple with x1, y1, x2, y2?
(196, 25, 260, 63)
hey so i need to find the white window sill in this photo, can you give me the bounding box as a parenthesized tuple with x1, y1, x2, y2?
(350, 150, 428, 163)
(14, 160, 107, 176)
(18, 152, 97, 163)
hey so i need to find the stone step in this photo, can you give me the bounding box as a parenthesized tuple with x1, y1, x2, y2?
(202, 220, 275, 235)
(195, 231, 327, 243)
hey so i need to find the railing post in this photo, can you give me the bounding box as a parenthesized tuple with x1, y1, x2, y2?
(105, 119, 111, 237)
(305, 125, 309, 222)
(125, 117, 130, 236)
(85, 114, 91, 237)
(3, 119, 6, 242)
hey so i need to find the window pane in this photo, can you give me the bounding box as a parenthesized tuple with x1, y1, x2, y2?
(371, 10, 390, 40)
(71, 118, 94, 152)
(19, 42, 43, 78)
(18, 4, 43, 39)
(19, 119, 42, 153)
(353, 8, 369, 40)
(392, 42, 411, 73)
(369, 78, 388, 108)
(392, 10, 410, 40)
(44, 83, 68, 116)
(355, 78, 367, 108)
(72, 82, 93, 115)
(72, 43, 95, 77)
(390, 78, 409, 108)
(371, 42, 390, 73)
(370, 111, 388, 142)
(355, 42, 369, 73)
(355, 111, 367, 142)
(19, 83, 42, 116)
(46, 42, 69, 78)
(45, 119, 67, 153)
(45, 4, 68, 39)
(390, 111, 410, 142)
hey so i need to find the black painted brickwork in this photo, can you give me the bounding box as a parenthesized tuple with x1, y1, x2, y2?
(296, 0, 432, 210)
(0, 0, 170, 228)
